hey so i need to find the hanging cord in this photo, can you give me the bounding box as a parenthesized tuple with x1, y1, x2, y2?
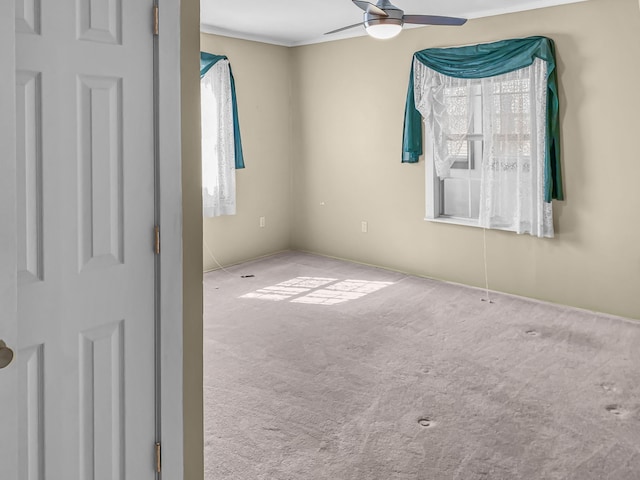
(203, 238, 237, 276)
(481, 228, 494, 304)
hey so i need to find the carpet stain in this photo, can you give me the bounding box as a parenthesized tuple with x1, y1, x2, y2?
(417, 417, 433, 428)
(605, 404, 627, 417)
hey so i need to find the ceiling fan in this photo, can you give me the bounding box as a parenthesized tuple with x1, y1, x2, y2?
(326, 0, 467, 39)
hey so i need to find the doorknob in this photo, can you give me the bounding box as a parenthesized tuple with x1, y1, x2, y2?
(0, 340, 14, 369)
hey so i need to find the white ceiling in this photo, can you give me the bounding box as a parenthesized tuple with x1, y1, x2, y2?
(200, 0, 588, 47)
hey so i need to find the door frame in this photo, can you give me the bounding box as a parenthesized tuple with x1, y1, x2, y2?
(0, 2, 184, 478)
(156, 0, 185, 478)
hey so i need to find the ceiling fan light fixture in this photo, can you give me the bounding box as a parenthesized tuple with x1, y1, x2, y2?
(364, 18, 403, 39)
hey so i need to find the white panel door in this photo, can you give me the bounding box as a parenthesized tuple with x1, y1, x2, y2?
(0, 1, 18, 479)
(15, 1, 156, 479)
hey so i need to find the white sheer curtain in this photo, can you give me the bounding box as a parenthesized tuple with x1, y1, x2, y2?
(480, 59, 552, 237)
(414, 64, 475, 179)
(414, 58, 553, 238)
(201, 59, 237, 217)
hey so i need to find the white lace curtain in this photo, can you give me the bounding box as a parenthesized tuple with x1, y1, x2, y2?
(201, 59, 237, 217)
(414, 58, 553, 238)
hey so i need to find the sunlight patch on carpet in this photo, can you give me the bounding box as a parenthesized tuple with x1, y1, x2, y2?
(240, 277, 337, 301)
(241, 277, 394, 304)
(292, 280, 394, 305)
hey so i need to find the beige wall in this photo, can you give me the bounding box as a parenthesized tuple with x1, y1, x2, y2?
(181, 0, 203, 478)
(200, 35, 293, 270)
(290, 0, 640, 320)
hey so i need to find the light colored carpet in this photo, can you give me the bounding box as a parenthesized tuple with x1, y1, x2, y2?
(203, 251, 640, 480)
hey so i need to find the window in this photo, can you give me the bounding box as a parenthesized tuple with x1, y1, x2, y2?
(418, 60, 552, 236)
(200, 53, 245, 217)
(402, 37, 563, 239)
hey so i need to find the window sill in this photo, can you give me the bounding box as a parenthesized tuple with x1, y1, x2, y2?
(425, 216, 481, 228)
(424, 216, 521, 234)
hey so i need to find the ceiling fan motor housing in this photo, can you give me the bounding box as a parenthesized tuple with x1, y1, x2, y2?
(364, 6, 404, 29)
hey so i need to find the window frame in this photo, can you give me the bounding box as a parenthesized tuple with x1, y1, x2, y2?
(424, 82, 485, 228)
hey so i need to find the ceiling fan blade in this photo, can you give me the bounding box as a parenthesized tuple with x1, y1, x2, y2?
(325, 22, 365, 35)
(403, 14, 467, 26)
(352, 0, 389, 17)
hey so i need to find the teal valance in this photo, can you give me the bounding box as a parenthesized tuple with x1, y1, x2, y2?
(402, 36, 562, 201)
(200, 52, 245, 169)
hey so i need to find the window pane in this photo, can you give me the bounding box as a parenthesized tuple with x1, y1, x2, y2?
(491, 78, 531, 135)
(447, 140, 468, 166)
(469, 179, 480, 219)
(441, 178, 480, 219)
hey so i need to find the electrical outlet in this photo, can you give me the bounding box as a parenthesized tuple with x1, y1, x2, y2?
(259, 216, 266, 228)
(361, 221, 368, 233)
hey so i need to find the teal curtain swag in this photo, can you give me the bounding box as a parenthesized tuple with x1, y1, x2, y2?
(402, 36, 562, 202)
(200, 52, 245, 169)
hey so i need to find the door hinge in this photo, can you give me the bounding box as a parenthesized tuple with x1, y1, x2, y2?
(155, 442, 161, 473)
(153, 5, 159, 36)
(154, 225, 160, 255)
